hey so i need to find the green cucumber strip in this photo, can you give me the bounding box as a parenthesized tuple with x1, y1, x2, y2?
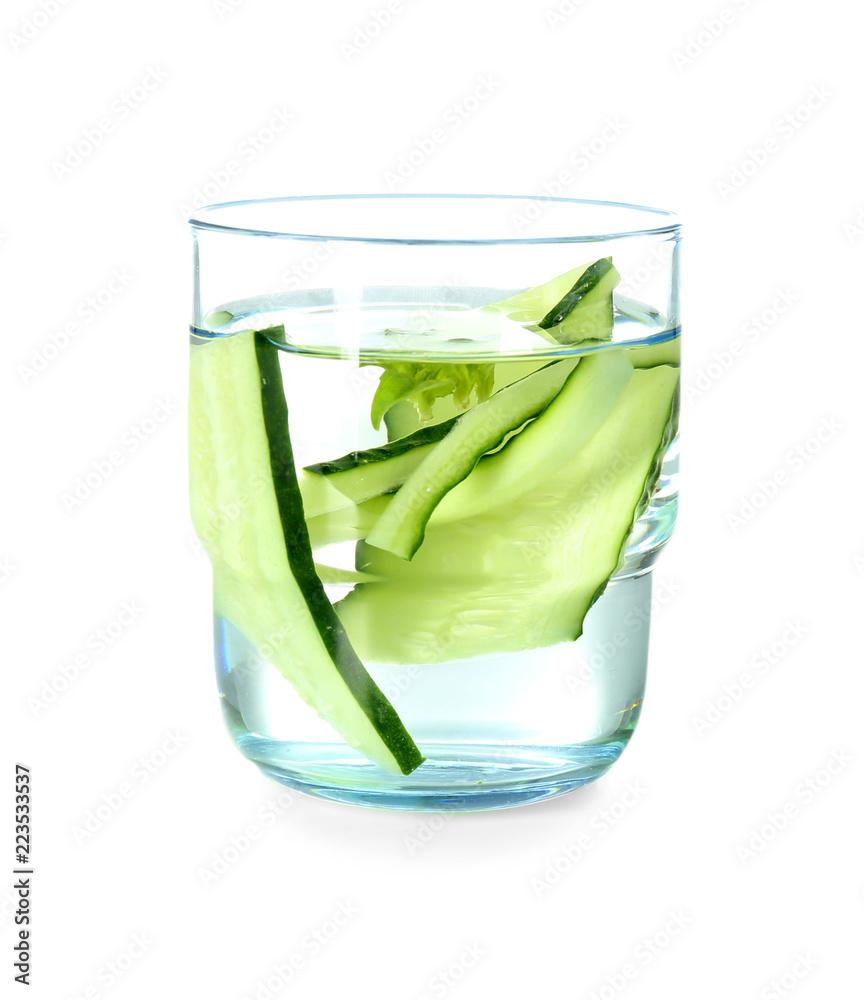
(429, 348, 634, 526)
(189, 329, 424, 775)
(308, 444, 436, 504)
(540, 262, 620, 344)
(335, 365, 679, 664)
(366, 359, 578, 559)
(482, 258, 621, 346)
(538, 257, 616, 328)
(482, 262, 598, 322)
(305, 417, 460, 477)
(481, 257, 620, 344)
(302, 416, 460, 510)
(254, 334, 423, 773)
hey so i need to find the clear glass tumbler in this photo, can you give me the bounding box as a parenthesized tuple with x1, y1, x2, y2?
(188, 194, 680, 811)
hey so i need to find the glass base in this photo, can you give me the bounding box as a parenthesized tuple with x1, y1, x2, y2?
(231, 728, 632, 812)
(217, 568, 655, 812)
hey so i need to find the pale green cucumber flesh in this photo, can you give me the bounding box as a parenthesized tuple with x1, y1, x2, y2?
(628, 335, 681, 369)
(366, 359, 578, 560)
(298, 469, 365, 519)
(335, 364, 679, 664)
(315, 563, 382, 585)
(189, 329, 424, 775)
(306, 495, 392, 549)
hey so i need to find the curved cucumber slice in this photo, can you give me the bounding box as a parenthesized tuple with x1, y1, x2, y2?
(306, 417, 460, 477)
(366, 359, 578, 560)
(484, 261, 600, 322)
(483, 258, 620, 343)
(336, 365, 679, 664)
(429, 348, 634, 526)
(536, 257, 618, 342)
(301, 416, 460, 513)
(189, 329, 424, 775)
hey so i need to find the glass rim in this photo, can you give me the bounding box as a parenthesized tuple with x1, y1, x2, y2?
(187, 193, 680, 245)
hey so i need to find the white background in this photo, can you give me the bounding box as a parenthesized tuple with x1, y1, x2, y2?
(3, 1, 862, 997)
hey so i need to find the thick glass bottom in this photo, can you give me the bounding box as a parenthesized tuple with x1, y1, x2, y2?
(225, 713, 633, 812)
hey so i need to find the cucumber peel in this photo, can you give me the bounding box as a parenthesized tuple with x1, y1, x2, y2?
(189, 327, 424, 775)
(482, 257, 620, 343)
(536, 257, 618, 341)
(302, 415, 461, 512)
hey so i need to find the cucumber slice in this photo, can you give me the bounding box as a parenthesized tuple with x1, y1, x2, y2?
(429, 348, 634, 526)
(336, 365, 679, 664)
(484, 262, 599, 321)
(483, 258, 620, 343)
(302, 415, 460, 510)
(536, 257, 617, 337)
(366, 359, 579, 560)
(306, 418, 461, 477)
(189, 328, 424, 775)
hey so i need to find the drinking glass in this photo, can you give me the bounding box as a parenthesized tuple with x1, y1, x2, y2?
(188, 194, 680, 811)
